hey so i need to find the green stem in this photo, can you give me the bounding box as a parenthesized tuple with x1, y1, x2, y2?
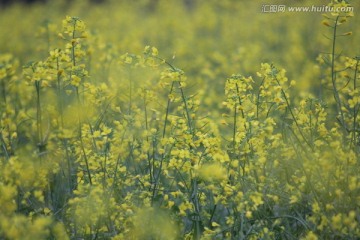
(102, 139, 110, 188)
(178, 80, 193, 134)
(78, 125, 92, 185)
(154, 56, 193, 133)
(1, 78, 6, 105)
(71, 20, 77, 67)
(331, 16, 347, 133)
(275, 78, 314, 152)
(56, 56, 65, 128)
(143, 93, 153, 184)
(35, 80, 43, 144)
(128, 69, 132, 115)
(0, 133, 10, 160)
(162, 82, 175, 138)
(256, 77, 265, 119)
(191, 178, 203, 240)
(151, 81, 175, 205)
(351, 58, 359, 152)
(232, 102, 237, 150)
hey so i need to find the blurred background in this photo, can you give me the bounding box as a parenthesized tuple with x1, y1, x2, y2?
(0, 0, 359, 106)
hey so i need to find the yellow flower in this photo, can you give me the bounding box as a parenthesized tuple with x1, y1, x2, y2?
(331, 213, 343, 230)
(250, 192, 264, 209)
(198, 163, 226, 182)
(245, 211, 252, 218)
(312, 202, 320, 213)
(322, 20, 331, 27)
(151, 47, 159, 56)
(71, 75, 81, 86)
(289, 195, 298, 204)
(301, 231, 318, 240)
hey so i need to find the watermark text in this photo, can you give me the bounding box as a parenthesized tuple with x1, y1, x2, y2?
(261, 5, 354, 13)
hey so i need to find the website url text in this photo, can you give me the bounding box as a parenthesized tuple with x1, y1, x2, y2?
(261, 5, 354, 13)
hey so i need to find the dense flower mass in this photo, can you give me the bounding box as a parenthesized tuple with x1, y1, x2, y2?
(0, 0, 359, 239)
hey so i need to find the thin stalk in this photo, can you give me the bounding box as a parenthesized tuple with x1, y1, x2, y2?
(162, 81, 175, 138)
(1, 77, 13, 158)
(63, 139, 73, 193)
(56, 56, 64, 128)
(233, 82, 253, 172)
(143, 93, 153, 184)
(110, 154, 122, 194)
(56, 54, 74, 194)
(151, 136, 157, 188)
(71, 21, 77, 67)
(232, 102, 237, 149)
(76, 87, 92, 185)
(151, 81, 175, 204)
(0, 133, 10, 160)
(154, 56, 184, 137)
(330, 16, 347, 132)
(35, 80, 43, 145)
(256, 77, 265, 119)
(102, 139, 110, 189)
(235, 83, 246, 120)
(128, 69, 132, 115)
(1, 78, 6, 105)
(309, 100, 313, 144)
(275, 78, 314, 152)
(178, 80, 193, 133)
(78, 126, 92, 185)
(151, 57, 202, 237)
(235, 82, 252, 148)
(71, 18, 92, 185)
(45, 20, 51, 54)
(351, 58, 359, 152)
(208, 204, 217, 228)
(191, 178, 203, 240)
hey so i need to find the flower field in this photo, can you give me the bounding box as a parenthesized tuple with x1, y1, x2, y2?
(0, 0, 360, 239)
